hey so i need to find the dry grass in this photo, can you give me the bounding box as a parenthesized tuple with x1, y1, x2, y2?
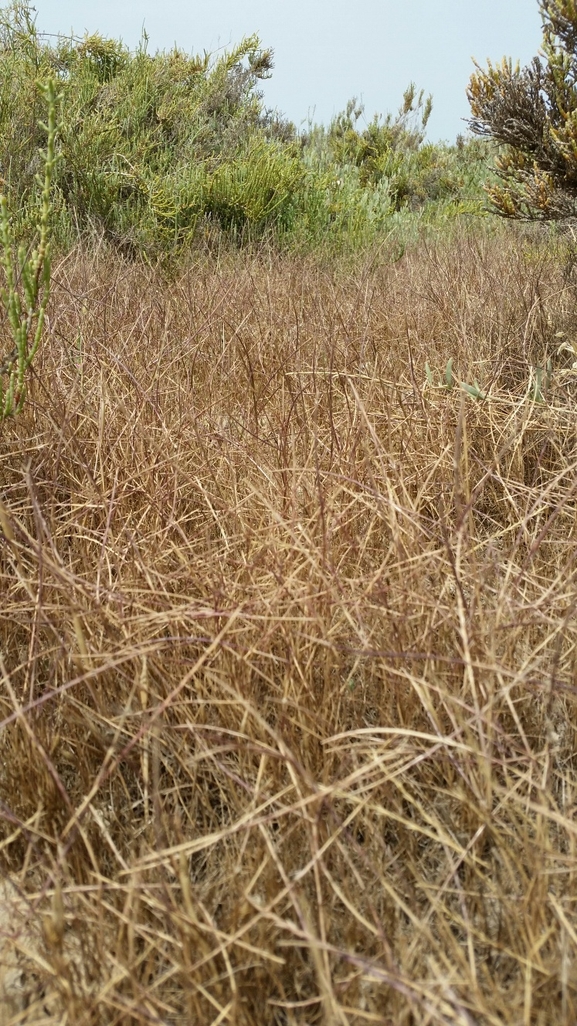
(0, 226, 576, 1025)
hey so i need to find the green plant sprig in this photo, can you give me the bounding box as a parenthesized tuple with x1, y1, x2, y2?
(0, 77, 58, 418)
(424, 358, 488, 399)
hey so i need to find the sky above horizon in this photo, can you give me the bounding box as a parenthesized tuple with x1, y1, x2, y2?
(31, 0, 543, 142)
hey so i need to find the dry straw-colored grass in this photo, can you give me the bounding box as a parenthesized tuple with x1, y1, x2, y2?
(0, 226, 576, 1024)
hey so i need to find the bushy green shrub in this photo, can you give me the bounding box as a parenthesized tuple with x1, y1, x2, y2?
(322, 86, 432, 184)
(0, 1, 492, 258)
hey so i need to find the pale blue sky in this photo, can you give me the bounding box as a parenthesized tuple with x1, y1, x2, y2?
(31, 0, 543, 142)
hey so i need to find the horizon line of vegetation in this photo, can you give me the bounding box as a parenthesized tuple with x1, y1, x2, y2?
(0, 0, 495, 266)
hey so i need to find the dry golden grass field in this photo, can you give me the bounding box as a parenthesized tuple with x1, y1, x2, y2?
(0, 227, 576, 1024)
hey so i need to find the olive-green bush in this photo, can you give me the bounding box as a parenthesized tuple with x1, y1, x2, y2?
(0, 0, 492, 259)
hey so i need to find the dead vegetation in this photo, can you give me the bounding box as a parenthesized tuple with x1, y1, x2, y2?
(0, 226, 576, 1024)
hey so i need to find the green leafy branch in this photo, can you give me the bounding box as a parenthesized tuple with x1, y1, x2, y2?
(0, 77, 58, 417)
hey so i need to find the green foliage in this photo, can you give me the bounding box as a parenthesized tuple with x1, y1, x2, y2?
(425, 354, 559, 405)
(467, 0, 577, 222)
(0, 1, 492, 259)
(425, 357, 455, 390)
(424, 358, 487, 399)
(0, 4, 54, 213)
(296, 117, 493, 255)
(460, 379, 486, 400)
(0, 76, 57, 417)
(205, 138, 306, 235)
(528, 358, 553, 402)
(322, 85, 432, 187)
(48, 30, 289, 255)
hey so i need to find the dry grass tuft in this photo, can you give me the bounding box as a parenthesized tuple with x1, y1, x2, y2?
(0, 227, 576, 1024)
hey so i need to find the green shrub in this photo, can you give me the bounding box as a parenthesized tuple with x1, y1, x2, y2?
(0, 75, 57, 417)
(0, 1, 492, 258)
